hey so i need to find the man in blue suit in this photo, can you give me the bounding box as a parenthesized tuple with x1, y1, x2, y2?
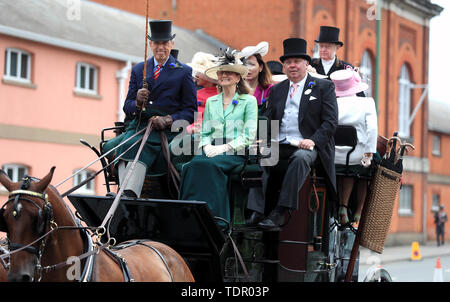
(110, 20, 197, 198)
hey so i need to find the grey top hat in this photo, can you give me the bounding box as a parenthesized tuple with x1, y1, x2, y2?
(148, 20, 176, 41)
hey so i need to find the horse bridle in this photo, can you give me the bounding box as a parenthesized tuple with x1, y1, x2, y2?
(0, 176, 54, 279)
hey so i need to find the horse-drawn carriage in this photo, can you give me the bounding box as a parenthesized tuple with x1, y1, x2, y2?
(0, 119, 408, 282)
(65, 121, 399, 282)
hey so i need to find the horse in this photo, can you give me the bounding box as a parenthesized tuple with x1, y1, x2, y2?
(0, 242, 7, 282)
(0, 167, 195, 282)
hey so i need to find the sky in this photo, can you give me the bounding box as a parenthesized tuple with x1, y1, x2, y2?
(428, 0, 449, 101)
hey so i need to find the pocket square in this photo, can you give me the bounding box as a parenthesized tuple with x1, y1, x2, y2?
(309, 96, 317, 101)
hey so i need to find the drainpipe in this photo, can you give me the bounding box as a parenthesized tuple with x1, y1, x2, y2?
(375, 0, 381, 112)
(116, 60, 132, 122)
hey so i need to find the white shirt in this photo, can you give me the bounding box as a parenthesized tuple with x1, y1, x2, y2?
(279, 74, 308, 144)
(322, 56, 336, 75)
(334, 96, 378, 165)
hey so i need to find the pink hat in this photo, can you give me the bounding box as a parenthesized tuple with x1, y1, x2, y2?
(330, 68, 369, 97)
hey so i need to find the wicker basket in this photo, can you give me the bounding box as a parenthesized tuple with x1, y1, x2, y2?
(359, 165, 402, 253)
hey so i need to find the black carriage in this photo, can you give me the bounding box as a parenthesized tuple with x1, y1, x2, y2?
(69, 122, 389, 282)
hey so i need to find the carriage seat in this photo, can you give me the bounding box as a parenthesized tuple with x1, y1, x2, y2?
(334, 125, 372, 180)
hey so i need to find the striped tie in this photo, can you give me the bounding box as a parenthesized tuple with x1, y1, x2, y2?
(290, 83, 298, 99)
(154, 64, 162, 80)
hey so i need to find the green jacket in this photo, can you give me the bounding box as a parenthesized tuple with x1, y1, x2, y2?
(199, 92, 258, 151)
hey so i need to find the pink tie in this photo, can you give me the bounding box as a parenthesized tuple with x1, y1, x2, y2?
(290, 83, 298, 99)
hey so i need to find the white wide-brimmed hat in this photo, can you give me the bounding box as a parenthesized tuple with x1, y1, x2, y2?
(187, 52, 216, 74)
(187, 52, 218, 83)
(205, 48, 249, 80)
(330, 68, 369, 97)
(239, 41, 269, 59)
(307, 65, 328, 79)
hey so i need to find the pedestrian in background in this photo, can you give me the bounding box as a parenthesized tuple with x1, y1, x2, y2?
(435, 205, 448, 246)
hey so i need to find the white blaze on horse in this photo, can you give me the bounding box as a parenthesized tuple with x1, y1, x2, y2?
(0, 167, 194, 282)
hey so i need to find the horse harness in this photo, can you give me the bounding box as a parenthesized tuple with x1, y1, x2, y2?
(0, 176, 53, 279)
(0, 176, 174, 282)
(105, 239, 174, 282)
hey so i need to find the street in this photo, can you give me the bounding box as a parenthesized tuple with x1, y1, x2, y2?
(358, 254, 450, 282)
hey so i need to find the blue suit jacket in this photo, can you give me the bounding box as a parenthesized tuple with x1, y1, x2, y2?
(123, 55, 197, 124)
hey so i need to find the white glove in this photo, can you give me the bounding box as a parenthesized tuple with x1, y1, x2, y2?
(205, 144, 232, 158)
(289, 140, 300, 147)
(361, 155, 372, 168)
(289, 139, 314, 151)
(203, 144, 214, 155)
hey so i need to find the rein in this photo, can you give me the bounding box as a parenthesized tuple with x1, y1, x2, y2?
(55, 126, 146, 189)
(100, 118, 154, 243)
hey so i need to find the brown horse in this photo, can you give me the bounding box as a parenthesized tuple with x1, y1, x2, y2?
(0, 167, 194, 282)
(0, 243, 7, 282)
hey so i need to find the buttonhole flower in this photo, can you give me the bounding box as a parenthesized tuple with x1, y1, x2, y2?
(232, 99, 239, 105)
(308, 81, 316, 89)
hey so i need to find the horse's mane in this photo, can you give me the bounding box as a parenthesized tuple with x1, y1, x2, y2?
(29, 177, 79, 227)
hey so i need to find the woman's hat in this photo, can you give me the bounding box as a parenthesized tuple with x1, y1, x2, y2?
(187, 52, 218, 83)
(267, 60, 283, 75)
(148, 20, 176, 41)
(272, 74, 288, 83)
(315, 26, 343, 46)
(205, 48, 248, 80)
(307, 65, 328, 79)
(280, 38, 311, 63)
(330, 68, 369, 97)
(239, 41, 269, 59)
(187, 52, 216, 74)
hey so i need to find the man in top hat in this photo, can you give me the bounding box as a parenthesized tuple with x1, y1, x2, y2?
(107, 20, 197, 198)
(246, 38, 338, 228)
(311, 26, 365, 96)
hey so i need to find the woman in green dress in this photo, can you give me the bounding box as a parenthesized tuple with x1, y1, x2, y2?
(179, 49, 258, 225)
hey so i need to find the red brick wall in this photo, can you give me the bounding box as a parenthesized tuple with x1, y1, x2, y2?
(92, 0, 441, 240)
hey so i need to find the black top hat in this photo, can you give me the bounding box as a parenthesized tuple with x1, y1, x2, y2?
(148, 20, 176, 41)
(170, 49, 179, 59)
(279, 38, 311, 63)
(315, 26, 343, 46)
(267, 61, 283, 75)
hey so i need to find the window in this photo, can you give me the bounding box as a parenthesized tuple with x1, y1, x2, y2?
(75, 63, 98, 94)
(399, 184, 413, 215)
(1, 164, 28, 191)
(432, 134, 441, 156)
(359, 50, 373, 97)
(398, 64, 412, 138)
(4, 48, 31, 82)
(73, 169, 95, 194)
(432, 194, 440, 212)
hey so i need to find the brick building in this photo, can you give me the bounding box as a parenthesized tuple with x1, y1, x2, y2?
(92, 0, 445, 244)
(0, 0, 221, 202)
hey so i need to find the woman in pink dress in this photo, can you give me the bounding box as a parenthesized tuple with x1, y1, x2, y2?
(239, 42, 273, 111)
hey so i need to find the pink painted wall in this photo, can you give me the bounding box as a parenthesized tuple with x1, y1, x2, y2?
(0, 34, 125, 133)
(0, 34, 131, 207)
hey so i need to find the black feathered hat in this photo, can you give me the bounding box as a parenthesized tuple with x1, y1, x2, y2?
(279, 38, 311, 63)
(148, 20, 176, 41)
(315, 26, 343, 46)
